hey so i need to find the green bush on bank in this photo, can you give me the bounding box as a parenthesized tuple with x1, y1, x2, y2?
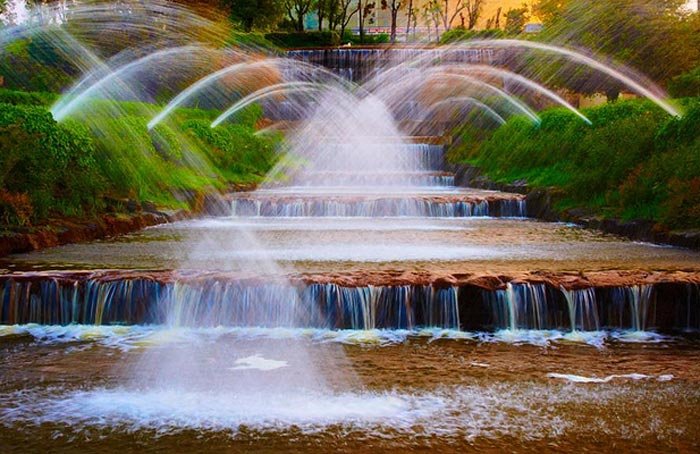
(0, 88, 58, 107)
(265, 31, 340, 48)
(453, 99, 700, 229)
(668, 67, 700, 98)
(0, 36, 76, 92)
(0, 91, 282, 227)
(0, 103, 102, 223)
(228, 31, 281, 52)
(184, 119, 278, 182)
(341, 32, 390, 45)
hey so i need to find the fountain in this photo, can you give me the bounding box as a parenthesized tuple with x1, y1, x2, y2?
(1, 1, 699, 451)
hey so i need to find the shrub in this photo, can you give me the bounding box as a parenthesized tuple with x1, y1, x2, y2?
(228, 31, 281, 52)
(668, 67, 700, 98)
(0, 93, 282, 226)
(265, 31, 340, 48)
(0, 189, 32, 226)
(454, 98, 700, 229)
(0, 103, 101, 220)
(341, 32, 390, 45)
(184, 119, 278, 180)
(0, 88, 57, 106)
(0, 36, 75, 92)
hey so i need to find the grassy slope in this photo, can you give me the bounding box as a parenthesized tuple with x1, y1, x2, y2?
(448, 98, 700, 231)
(0, 88, 282, 227)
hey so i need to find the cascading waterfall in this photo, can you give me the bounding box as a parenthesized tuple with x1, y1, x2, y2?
(561, 287, 600, 332)
(0, 276, 461, 330)
(4, 3, 700, 448)
(289, 172, 455, 187)
(608, 285, 655, 331)
(484, 283, 677, 332)
(681, 283, 700, 331)
(287, 48, 497, 82)
(229, 197, 515, 217)
(502, 283, 549, 330)
(3, 276, 696, 333)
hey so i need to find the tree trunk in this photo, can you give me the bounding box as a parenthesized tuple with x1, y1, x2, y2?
(358, 0, 364, 43)
(442, 0, 449, 30)
(390, 8, 398, 43)
(405, 0, 413, 38)
(605, 87, 620, 102)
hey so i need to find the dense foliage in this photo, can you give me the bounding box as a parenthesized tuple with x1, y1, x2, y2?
(266, 31, 340, 47)
(0, 103, 101, 224)
(0, 88, 57, 106)
(0, 91, 281, 227)
(530, 0, 700, 97)
(449, 99, 700, 230)
(669, 67, 700, 98)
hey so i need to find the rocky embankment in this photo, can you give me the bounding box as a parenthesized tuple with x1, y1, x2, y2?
(450, 163, 700, 250)
(0, 188, 243, 258)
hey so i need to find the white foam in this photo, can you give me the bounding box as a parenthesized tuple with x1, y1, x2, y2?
(546, 372, 670, 383)
(0, 384, 574, 439)
(229, 354, 288, 371)
(0, 325, 676, 349)
(610, 330, 668, 343)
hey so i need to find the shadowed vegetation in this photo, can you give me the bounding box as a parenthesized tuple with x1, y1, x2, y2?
(448, 98, 700, 230)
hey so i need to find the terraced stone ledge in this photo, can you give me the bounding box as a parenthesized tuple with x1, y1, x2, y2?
(2, 269, 698, 331)
(3, 268, 700, 291)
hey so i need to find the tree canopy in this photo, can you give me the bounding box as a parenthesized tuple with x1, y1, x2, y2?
(221, 0, 285, 31)
(533, 0, 700, 87)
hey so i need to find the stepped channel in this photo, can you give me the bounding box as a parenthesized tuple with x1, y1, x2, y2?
(3, 142, 700, 335)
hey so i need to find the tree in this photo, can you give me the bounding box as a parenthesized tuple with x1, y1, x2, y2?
(422, 0, 442, 41)
(336, 0, 359, 38)
(463, 0, 484, 29)
(504, 5, 528, 35)
(221, 0, 285, 31)
(357, 0, 375, 42)
(284, 0, 313, 31)
(440, 0, 462, 31)
(405, 0, 414, 38)
(381, 0, 403, 43)
(315, 0, 328, 30)
(438, 0, 483, 31)
(531, 0, 564, 26)
(527, 0, 700, 99)
(485, 7, 502, 29)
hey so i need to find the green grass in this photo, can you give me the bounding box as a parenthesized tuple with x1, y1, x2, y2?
(0, 89, 282, 227)
(451, 98, 700, 230)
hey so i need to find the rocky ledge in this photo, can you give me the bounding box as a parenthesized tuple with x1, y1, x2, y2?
(0, 190, 236, 258)
(3, 268, 700, 291)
